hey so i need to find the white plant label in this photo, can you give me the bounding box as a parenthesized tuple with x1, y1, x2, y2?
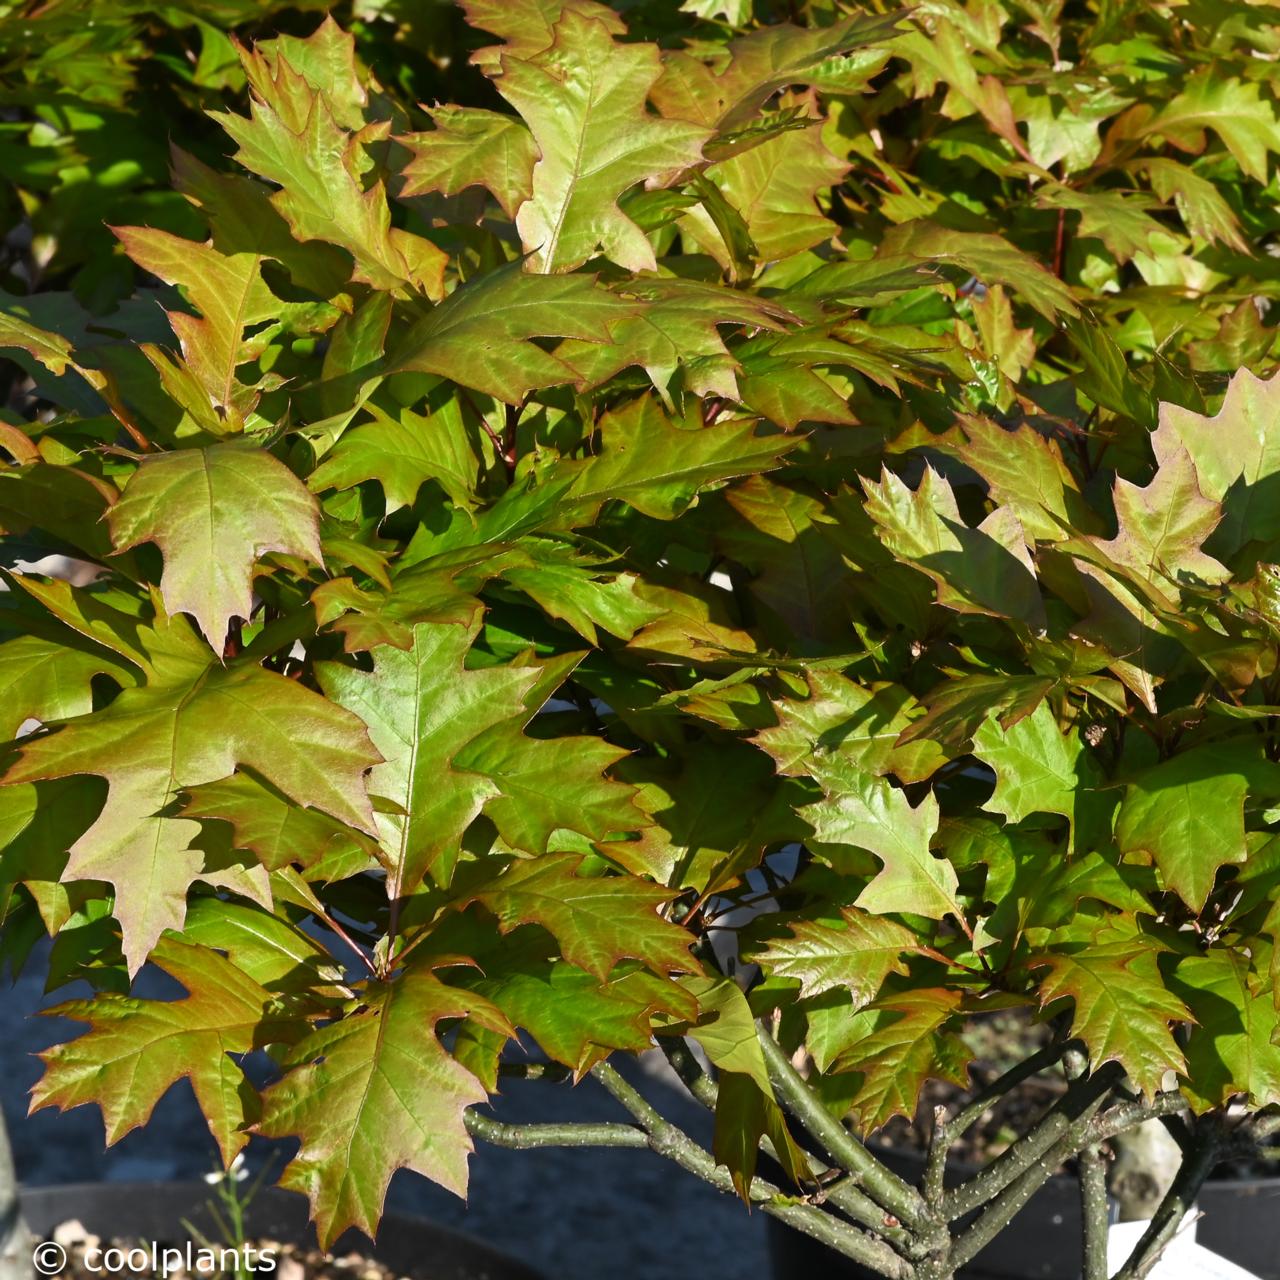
(1105, 1211, 1262, 1280)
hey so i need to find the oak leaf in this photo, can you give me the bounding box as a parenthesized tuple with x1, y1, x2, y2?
(31, 938, 291, 1164)
(495, 9, 711, 272)
(108, 444, 324, 653)
(3, 621, 379, 972)
(259, 967, 506, 1245)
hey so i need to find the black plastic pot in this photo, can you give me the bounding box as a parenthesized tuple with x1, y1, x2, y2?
(18, 1182, 548, 1280)
(766, 1145, 1280, 1280)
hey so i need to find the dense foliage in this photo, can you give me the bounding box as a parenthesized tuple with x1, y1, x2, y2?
(0, 0, 494, 309)
(5, 2, 1280, 1278)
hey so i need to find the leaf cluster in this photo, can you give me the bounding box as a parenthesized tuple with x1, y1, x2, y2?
(4, 1, 1280, 1273)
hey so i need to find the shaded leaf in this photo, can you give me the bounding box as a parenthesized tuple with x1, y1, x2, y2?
(461, 852, 695, 980)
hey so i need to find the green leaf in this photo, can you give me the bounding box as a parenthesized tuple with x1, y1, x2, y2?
(1034, 185, 1165, 263)
(108, 444, 324, 652)
(712, 1071, 807, 1200)
(1, 576, 167, 680)
(315, 292, 392, 420)
(259, 966, 502, 1246)
(1140, 157, 1248, 252)
(3, 631, 379, 972)
(494, 9, 710, 272)
(1008, 82, 1131, 173)
(181, 772, 381, 877)
(748, 907, 915, 1008)
(461, 0, 627, 70)
(0, 634, 136, 742)
(825, 987, 969, 1132)
(972, 702, 1102, 846)
(716, 475, 854, 642)
(309, 399, 482, 514)
(495, 541, 665, 644)
(680, 974, 773, 1092)
(755, 669, 947, 785)
(1172, 949, 1280, 1112)
(1084, 444, 1230, 605)
(879, 222, 1079, 320)
(980, 839, 1153, 947)
(400, 107, 538, 220)
(966, 286, 1037, 387)
(1189, 301, 1277, 376)
(214, 19, 446, 297)
(0, 463, 124, 564)
(390, 264, 636, 402)
(170, 147, 354, 302)
(181, 896, 348, 995)
(608, 740, 794, 890)
(460, 852, 695, 980)
(317, 618, 544, 892)
(513, 969, 680, 1072)
(1151, 367, 1280, 554)
(1033, 928, 1189, 1098)
(804, 761, 963, 924)
(864, 465, 1045, 627)
(563, 397, 800, 521)
(112, 226, 300, 429)
(890, 16, 1028, 162)
(1115, 743, 1280, 911)
(0, 294, 77, 376)
(1064, 316, 1158, 427)
(31, 938, 287, 1164)
(680, 0, 752, 24)
(558, 277, 793, 398)
(322, 610, 639, 871)
(732, 328, 860, 427)
(652, 13, 899, 130)
(620, 578, 760, 664)
(1140, 72, 1280, 185)
(897, 674, 1053, 752)
(452, 924, 694, 1074)
(453, 722, 641, 853)
(0, 777, 104, 936)
(684, 120, 847, 267)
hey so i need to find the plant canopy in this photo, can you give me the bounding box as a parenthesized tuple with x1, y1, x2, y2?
(5, 2, 1280, 1278)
